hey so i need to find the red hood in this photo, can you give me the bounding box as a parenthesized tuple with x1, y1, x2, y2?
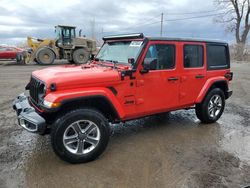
(32, 64, 121, 90)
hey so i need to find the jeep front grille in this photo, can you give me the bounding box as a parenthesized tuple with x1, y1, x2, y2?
(29, 76, 43, 104)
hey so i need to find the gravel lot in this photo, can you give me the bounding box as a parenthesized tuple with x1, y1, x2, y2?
(0, 60, 250, 188)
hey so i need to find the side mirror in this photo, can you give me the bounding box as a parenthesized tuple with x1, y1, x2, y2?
(140, 58, 157, 73)
(128, 58, 135, 66)
(90, 54, 95, 60)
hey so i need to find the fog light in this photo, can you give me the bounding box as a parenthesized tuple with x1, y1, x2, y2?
(19, 118, 26, 127)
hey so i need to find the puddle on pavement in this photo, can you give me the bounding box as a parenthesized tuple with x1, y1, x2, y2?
(218, 110, 250, 165)
(4, 108, 249, 188)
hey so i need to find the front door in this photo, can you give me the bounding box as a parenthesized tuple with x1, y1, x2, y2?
(135, 41, 180, 117)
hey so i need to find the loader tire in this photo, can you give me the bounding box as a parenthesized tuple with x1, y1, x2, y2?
(36, 47, 55, 65)
(73, 48, 90, 64)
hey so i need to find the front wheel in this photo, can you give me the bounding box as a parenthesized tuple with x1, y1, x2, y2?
(72, 48, 90, 64)
(51, 109, 110, 163)
(195, 88, 225, 124)
(36, 47, 55, 65)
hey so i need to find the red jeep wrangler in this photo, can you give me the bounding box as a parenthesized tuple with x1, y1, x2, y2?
(13, 33, 233, 163)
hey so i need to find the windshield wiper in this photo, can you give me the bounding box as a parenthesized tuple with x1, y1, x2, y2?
(94, 58, 109, 67)
(94, 58, 120, 68)
(105, 60, 119, 69)
(95, 57, 105, 62)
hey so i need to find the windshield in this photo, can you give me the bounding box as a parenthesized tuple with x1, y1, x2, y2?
(55, 27, 61, 39)
(55, 27, 76, 39)
(96, 41, 143, 65)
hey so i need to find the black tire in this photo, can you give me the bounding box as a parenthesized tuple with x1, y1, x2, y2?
(16, 52, 24, 64)
(51, 108, 110, 163)
(36, 47, 55, 65)
(68, 60, 75, 64)
(195, 88, 225, 124)
(72, 48, 90, 64)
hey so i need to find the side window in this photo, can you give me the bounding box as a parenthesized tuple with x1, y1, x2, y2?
(207, 44, 229, 69)
(71, 28, 75, 38)
(184, 45, 203, 68)
(144, 44, 175, 70)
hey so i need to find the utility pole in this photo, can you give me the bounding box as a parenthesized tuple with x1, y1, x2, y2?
(90, 18, 96, 40)
(160, 13, 163, 37)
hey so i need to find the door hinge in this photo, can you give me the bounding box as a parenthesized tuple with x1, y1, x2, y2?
(136, 80, 144, 87)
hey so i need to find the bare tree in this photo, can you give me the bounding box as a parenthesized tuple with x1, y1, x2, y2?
(215, 0, 250, 60)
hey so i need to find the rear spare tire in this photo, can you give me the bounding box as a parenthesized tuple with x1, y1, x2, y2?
(36, 47, 55, 65)
(72, 48, 90, 64)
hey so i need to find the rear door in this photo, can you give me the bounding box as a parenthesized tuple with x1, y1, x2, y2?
(179, 42, 207, 106)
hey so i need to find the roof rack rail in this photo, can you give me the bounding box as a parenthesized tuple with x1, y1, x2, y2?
(103, 33, 144, 41)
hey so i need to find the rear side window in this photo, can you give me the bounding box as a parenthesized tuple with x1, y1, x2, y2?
(207, 44, 229, 70)
(184, 45, 204, 68)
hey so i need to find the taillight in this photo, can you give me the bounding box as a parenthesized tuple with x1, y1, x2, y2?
(225, 72, 233, 81)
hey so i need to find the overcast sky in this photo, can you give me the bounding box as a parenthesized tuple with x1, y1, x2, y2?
(0, 0, 234, 45)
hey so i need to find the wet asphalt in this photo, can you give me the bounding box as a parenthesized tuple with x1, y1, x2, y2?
(0, 60, 249, 188)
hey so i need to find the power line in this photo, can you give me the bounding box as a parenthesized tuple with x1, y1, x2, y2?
(120, 20, 161, 31)
(165, 13, 225, 22)
(98, 12, 224, 36)
(166, 9, 220, 15)
(126, 15, 161, 29)
(98, 14, 161, 34)
(140, 14, 161, 24)
(120, 21, 161, 33)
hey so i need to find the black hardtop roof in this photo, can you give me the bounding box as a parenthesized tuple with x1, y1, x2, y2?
(103, 33, 227, 45)
(147, 37, 227, 44)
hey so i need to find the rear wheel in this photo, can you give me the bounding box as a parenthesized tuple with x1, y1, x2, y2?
(72, 48, 90, 64)
(51, 109, 110, 163)
(195, 88, 225, 123)
(36, 47, 55, 65)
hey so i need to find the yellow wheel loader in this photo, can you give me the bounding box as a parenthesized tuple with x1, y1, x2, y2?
(25, 25, 96, 65)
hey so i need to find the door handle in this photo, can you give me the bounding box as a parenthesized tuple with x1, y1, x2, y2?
(195, 74, 205, 79)
(168, 77, 179, 81)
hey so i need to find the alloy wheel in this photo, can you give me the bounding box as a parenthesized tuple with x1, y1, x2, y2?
(208, 94, 223, 118)
(63, 120, 100, 155)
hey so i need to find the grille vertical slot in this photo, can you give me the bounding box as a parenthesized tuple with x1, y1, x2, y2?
(29, 76, 43, 104)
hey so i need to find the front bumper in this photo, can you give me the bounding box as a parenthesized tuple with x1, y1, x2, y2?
(13, 93, 46, 134)
(226, 90, 233, 99)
